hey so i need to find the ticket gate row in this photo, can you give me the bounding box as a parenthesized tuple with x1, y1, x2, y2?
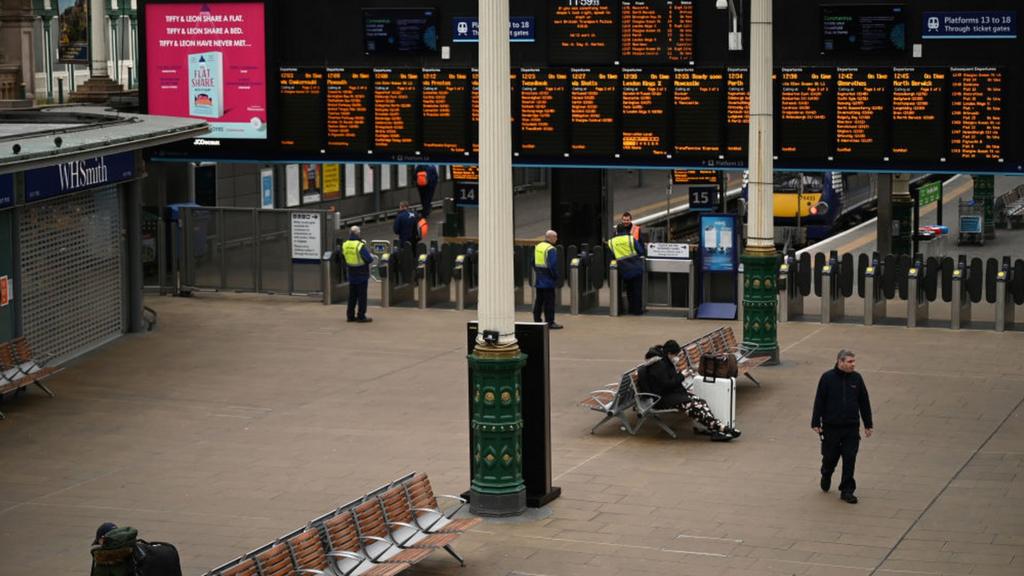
(778, 251, 1024, 330)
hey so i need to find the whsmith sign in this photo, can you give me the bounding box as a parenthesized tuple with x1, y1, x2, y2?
(0, 174, 13, 209)
(24, 153, 136, 203)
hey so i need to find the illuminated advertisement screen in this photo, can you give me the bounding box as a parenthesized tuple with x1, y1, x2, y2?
(145, 2, 267, 140)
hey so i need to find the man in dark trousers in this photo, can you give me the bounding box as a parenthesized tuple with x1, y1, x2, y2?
(413, 164, 438, 216)
(342, 226, 374, 323)
(533, 229, 562, 329)
(812, 349, 873, 504)
(393, 201, 418, 247)
(608, 226, 645, 315)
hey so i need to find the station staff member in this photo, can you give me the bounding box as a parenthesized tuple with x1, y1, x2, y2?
(619, 211, 641, 241)
(609, 226, 645, 315)
(533, 230, 562, 330)
(393, 201, 419, 247)
(342, 226, 374, 323)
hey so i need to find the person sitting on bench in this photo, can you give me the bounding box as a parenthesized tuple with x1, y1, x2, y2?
(642, 340, 742, 442)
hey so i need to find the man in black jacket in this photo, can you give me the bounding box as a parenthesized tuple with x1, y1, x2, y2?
(811, 349, 873, 504)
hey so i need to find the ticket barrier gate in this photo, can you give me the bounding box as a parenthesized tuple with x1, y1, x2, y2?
(950, 258, 972, 330)
(820, 257, 845, 323)
(995, 258, 1016, 332)
(906, 259, 930, 328)
(570, 254, 600, 315)
(416, 251, 451, 309)
(778, 255, 804, 322)
(379, 250, 416, 307)
(321, 249, 349, 306)
(638, 257, 695, 318)
(863, 258, 886, 326)
(454, 253, 479, 311)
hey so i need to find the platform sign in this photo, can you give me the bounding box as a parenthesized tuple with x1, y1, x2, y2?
(646, 242, 690, 259)
(918, 180, 942, 206)
(452, 16, 535, 42)
(699, 213, 737, 272)
(923, 12, 1017, 39)
(688, 185, 719, 211)
(290, 212, 321, 261)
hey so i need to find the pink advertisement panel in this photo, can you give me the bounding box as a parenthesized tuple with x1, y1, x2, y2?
(146, 2, 267, 139)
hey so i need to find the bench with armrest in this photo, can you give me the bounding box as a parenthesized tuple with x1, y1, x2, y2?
(678, 327, 767, 387)
(628, 359, 687, 438)
(578, 369, 639, 434)
(0, 337, 59, 419)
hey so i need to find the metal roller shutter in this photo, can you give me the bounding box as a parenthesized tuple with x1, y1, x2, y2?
(18, 187, 125, 361)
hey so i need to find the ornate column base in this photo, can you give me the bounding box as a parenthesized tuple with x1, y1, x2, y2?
(741, 249, 780, 366)
(469, 343, 526, 517)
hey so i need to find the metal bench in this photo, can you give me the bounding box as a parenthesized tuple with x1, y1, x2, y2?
(578, 369, 639, 434)
(0, 338, 59, 419)
(678, 327, 766, 387)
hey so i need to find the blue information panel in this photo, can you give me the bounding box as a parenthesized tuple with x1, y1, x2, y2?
(24, 152, 135, 203)
(699, 213, 738, 272)
(452, 16, 536, 43)
(923, 12, 1017, 39)
(0, 174, 12, 209)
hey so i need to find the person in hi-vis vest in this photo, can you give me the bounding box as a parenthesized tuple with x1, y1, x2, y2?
(533, 230, 562, 330)
(342, 225, 374, 323)
(608, 226, 645, 315)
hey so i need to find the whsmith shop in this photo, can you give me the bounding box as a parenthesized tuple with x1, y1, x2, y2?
(0, 107, 205, 362)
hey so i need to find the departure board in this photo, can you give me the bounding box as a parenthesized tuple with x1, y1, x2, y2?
(373, 69, 420, 154)
(777, 68, 833, 159)
(673, 68, 723, 156)
(326, 68, 372, 152)
(471, 70, 478, 153)
(620, 0, 694, 64)
(570, 68, 619, 157)
(949, 67, 1003, 161)
(835, 68, 889, 161)
(673, 169, 718, 184)
(519, 68, 569, 158)
(451, 165, 478, 181)
(422, 69, 470, 155)
(725, 68, 749, 156)
(891, 68, 946, 162)
(549, 0, 618, 65)
(279, 67, 325, 150)
(621, 68, 670, 157)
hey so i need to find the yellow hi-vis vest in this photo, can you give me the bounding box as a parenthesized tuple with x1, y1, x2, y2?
(534, 241, 555, 268)
(342, 239, 367, 267)
(608, 234, 638, 261)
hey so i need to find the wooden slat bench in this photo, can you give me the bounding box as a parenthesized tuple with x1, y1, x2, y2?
(204, 472, 477, 576)
(0, 337, 59, 419)
(680, 327, 768, 387)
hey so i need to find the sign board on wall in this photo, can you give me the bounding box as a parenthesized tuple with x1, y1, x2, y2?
(923, 12, 1017, 39)
(918, 180, 942, 205)
(290, 212, 321, 260)
(24, 152, 135, 203)
(452, 16, 536, 42)
(699, 214, 738, 272)
(0, 174, 13, 209)
(322, 164, 341, 200)
(646, 243, 690, 260)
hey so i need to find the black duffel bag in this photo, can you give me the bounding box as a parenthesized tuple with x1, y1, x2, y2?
(699, 352, 737, 382)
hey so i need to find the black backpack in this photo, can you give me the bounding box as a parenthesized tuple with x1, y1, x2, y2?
(133, 540, 183, 576)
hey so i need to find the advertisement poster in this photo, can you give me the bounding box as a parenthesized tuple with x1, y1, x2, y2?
(700, 214, 738, 272)
(322, 164, 341, 201)
(58, 0, 89, 63)
(259, 167, 273, 209)
(145, 2, 267, 139)
(300, 164, 321, 204)
(285, 164, 300, 207)
(290, 212, 321, 261)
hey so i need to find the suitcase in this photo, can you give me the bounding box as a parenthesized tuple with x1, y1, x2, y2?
(700, 352, 737, 381)
(688, 376, 736, 428)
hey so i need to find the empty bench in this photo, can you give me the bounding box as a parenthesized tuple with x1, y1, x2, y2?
(204, 472, 480, 576)
(681, 326, 768, 387)
(996, 186, 1024, 229)
(0, 337, 59, 419)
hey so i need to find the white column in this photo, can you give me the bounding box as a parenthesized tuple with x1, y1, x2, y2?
(477, 0, 516, 346)
(746, 0, 773, 250)
(90, 0, 110, 77)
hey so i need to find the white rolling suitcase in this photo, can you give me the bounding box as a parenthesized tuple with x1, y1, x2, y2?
(687, 376, 736, 428)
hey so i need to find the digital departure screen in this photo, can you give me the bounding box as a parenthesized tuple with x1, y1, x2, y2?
(835, 68, 889, 161)
(673, 68, 723, 156)
(363, 8, 439, 55)
(326, 68, 371, 152)
(725, 68, 749, 156)
(373, 69, 420, 154)
(549, 0, 618, 65)
(673, 169, 718, 184)
(518, 68, 569, 158)
(949, 67, 1003, 162)
(621, 68, 671, 157)
(891, 68, 946, 162)
(621, 0, 694, 64)
(279, 67, 324, 151)
(471, 70, 479, 153)
(777, 68, 834, 159)
(451, 165, 478, 181)
(422, 69, 470, 155)
(821, 4, 906, 55)
(570, 68, 619, 157)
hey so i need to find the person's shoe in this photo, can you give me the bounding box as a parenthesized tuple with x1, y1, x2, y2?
(710, 430, 733, 442)
(840, 492, 858, 504)
(356, 317, 373, 323)
(820, 475, 831, 493)
(347, 318, 356, 323)
(547, 323, 563, 330)
(724, 426, 742, 439)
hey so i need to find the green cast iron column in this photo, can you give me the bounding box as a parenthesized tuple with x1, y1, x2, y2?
(973, 175, 995, 239)
(741, 249, 779, 364)
(469, 348, 527, 515)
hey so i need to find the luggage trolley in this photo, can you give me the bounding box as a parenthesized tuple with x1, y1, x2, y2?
(958, 199, 984, 246)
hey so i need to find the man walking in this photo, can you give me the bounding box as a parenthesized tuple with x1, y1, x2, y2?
(608, 225, 645, 315)
(413, 164, 438, 216)
(533, 230, 562, 329)
(812, 349, 873, 503)
(393, 201, 418, 247)
(342, 226, 374, 323)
